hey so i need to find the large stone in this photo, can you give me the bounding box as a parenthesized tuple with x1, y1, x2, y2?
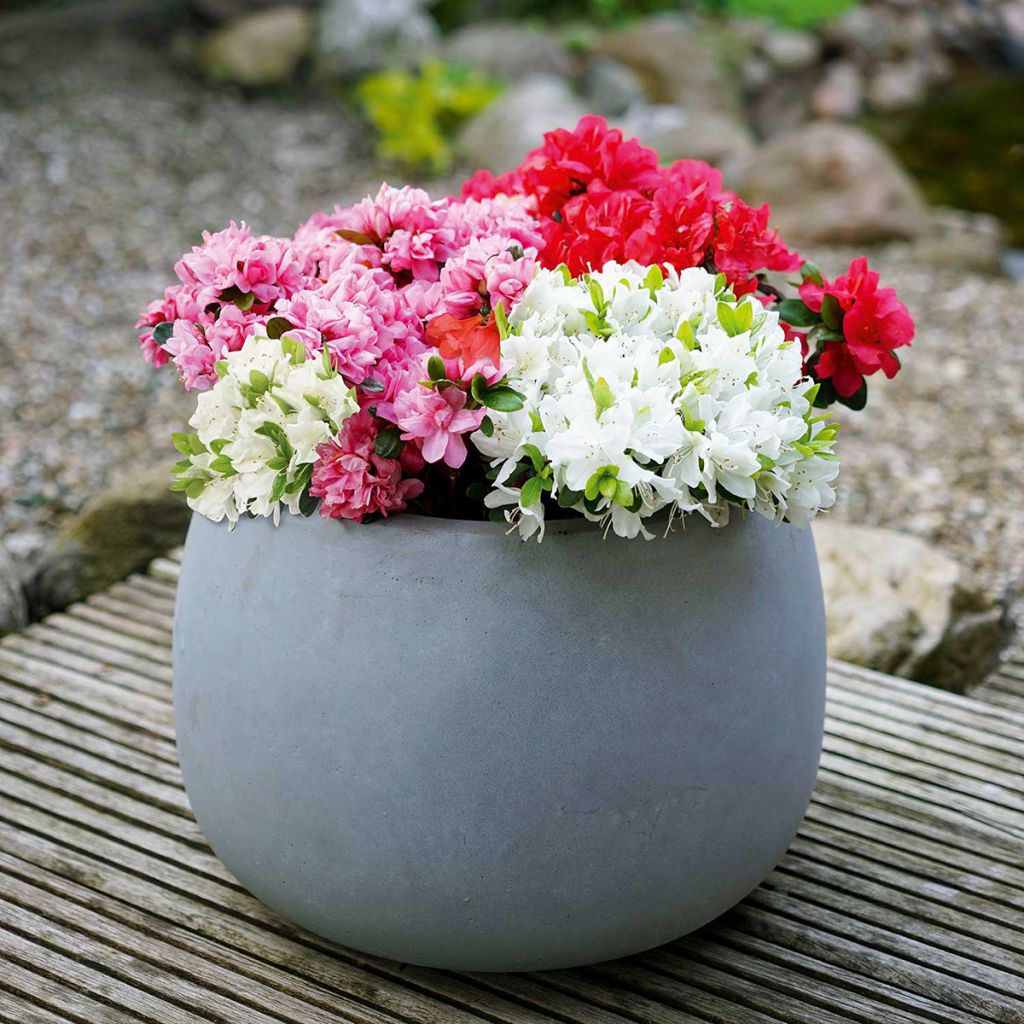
(733, 122, 929, 245)
(594, 15, 738, 116)
(909, 207, 1008, 275)
(866, 59, 928, 113)
(618, 104, 753, 173)
(456, 75, 587, 175)
(53, 462, 191, 603)
(441, 22, 571, 83)
(760, 28, 821, 73)
(200, 6, 314, 87)
(315, 0, 437, 79)
(0, 546, 28, 636)
(193, 0, 315, 23)
(811, 61, 864, 120)
(581, 58, 647, 118)
(814, 521, 1007, 691)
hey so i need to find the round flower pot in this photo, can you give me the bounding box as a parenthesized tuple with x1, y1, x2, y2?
(173, 511, 826, 972)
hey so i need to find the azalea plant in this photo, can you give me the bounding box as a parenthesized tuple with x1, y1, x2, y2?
(139, 116, 913, 540)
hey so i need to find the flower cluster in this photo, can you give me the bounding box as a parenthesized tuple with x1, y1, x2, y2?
(461, 116, 799, 294)
(461, 115, 914, 410)
(171, 333, 358, 524)
(474, 264, 839, 541)
(140, 117, 914, 539)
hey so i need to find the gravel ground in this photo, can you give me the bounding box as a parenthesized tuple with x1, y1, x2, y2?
(1, 13, 1022, 633)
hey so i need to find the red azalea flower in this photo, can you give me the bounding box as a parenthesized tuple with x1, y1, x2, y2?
(803, 258, 914, 397)
(521, 115, 664, 219)
(713, 199, 801, 282)
(650, 181, 716, 270)
(460, 167, 523, 201)
(543, 190, 658, 275)
(426, 311, 501, 368)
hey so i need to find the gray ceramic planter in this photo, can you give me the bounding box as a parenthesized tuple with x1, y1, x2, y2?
(173, 511, 826, 972)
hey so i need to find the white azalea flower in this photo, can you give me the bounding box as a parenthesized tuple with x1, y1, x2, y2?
(478, 262, 840, 540)
(173, 333, 358, 525)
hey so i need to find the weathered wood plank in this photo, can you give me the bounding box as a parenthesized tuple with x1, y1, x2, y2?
(1, 557, 1022, 1023)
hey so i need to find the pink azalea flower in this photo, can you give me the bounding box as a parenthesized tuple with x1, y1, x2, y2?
(310, 410, 424, 522)
(393, 378, 485, 469)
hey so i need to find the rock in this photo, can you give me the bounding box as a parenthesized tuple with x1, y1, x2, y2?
(594, 15, 738, 115)
(740, 55, 774, 93)
(52, 462, 191, 603)
(733, 122, 929, 245)
(315, 0, 437, 79)
(821, 5, 900, 61)
(909, 207, 1008, 275)
(813, 521, 1007, 691)
(760, 28, 821, 73)
(618, 104, 753, 173)
(0, 546, 28, 636)
(867, 59, 928, 113)
(581, 58, 647, 118)
(811, 61, 864, 120)
(441, 22, 571, 83)
(200, 6, 313, 87)
(456, 75, 587, 174)
(999, 1, 1024, 69)
(193, 0, 315, 23)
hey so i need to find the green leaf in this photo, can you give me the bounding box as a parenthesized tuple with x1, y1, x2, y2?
(209, 454, 235, 475)
(427, 355, 447, 382)
(717, 301, 738, 336)
(520, 475, 543, 508)
(582, 358, 615, 417)
(465, 481, 490, 500)
(185, 478, 206, 500)
(214, 360, 229, 379)
(675, 320, 696, 350)
(209, 438, 230, 455)
(521, 443, 545, 474)
(587, 277, 606, 312)
(255, 421, 292, 458)
(479, 415, 494, 437)
(299, 486, 319, 517)
(643, 264, 664, 293)
(265, 316, 292, 340)
(172, 457, 193, 474)
(837, 379, 867, 411)
(249, 369, 271, 394)
(479, 385, 525, 412)
(152, 321, 174, 347)
(776, 299, 818, 328)
(171, 432, 192, 454)
(336, 228, 375, 245)
(800, 261, 824, 286)
(557, 487, 583, 508)
(169, 478, 192, 492)
(613, 479, 634, 507)
(360, 376, 385, 394)
(267, 456, 288, 471)
(374, 425, 404, 459)
(280, 335, 305, 365)
(187, 434, 206, 456)
(493, 301, 510, 341)
(272, 394, 297, 416)
(269, 471, 287, 504)
(821, 293, 844, 332)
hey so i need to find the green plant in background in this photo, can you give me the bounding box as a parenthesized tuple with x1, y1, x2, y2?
(712, 0, 857, 29)
(356, 61, 502, 174)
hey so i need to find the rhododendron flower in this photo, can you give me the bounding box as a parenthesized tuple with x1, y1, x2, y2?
(174, 221, 307, 309)
(712, 200, 801, 281)
(426, 313, 501, 370)
(800, 257, 914, 397)
(311, 410, 424, 522)
(393, 378, 486, 468)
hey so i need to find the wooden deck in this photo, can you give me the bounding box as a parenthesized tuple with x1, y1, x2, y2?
(975, 640, 1024, 718)
(1, 550, 1023, 1024)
